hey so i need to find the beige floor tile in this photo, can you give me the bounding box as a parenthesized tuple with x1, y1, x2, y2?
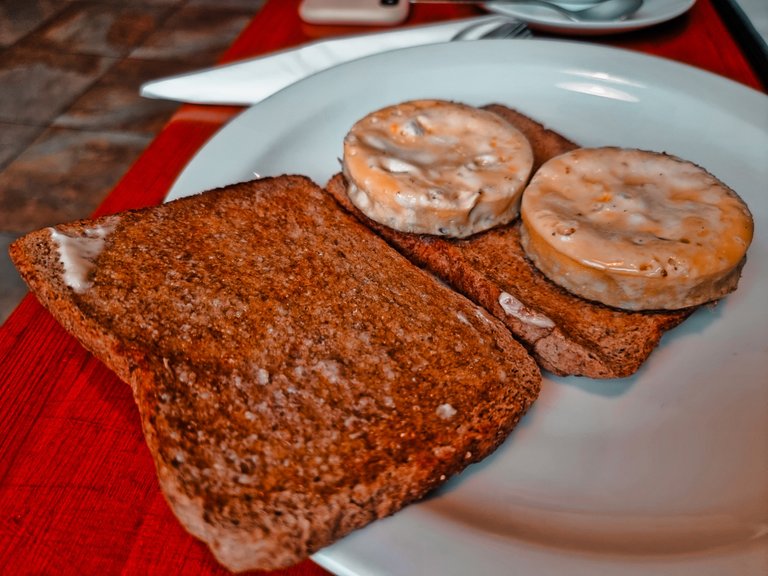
(0, 232, 28, 325)
(0, 123, 45, 170)
(0, 48, 114, 125)
(53, 58, 191, 135)
(0, 127, 151, 233)
(0, 0, 67, 48)
(131, 4, 255, 65)
(18, 2, 174, 58)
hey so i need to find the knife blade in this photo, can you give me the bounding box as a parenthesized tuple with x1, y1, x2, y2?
(139, 16, 510, 106)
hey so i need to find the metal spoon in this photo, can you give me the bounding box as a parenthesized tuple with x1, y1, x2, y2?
(451, 18, 533, 40)
(417, 0, 644, 22)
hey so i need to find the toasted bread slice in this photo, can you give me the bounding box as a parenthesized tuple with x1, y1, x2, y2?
(327, 105, 694, 378)
(10, 175, 540, 571)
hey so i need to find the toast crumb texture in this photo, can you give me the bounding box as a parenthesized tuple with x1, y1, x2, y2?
(10, 174, 540, 571)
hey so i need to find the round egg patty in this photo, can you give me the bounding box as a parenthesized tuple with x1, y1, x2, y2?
(520, 147, 753, 310)
(342, 99, 534, 238)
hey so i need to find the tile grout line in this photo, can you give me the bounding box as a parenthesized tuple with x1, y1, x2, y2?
(0, 3, 71, 51)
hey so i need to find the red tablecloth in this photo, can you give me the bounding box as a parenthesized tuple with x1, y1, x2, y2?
(0, 1, 764, 574)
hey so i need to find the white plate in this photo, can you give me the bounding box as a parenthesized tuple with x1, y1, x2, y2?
(167, 40, 768, 576)
(483, 0, 697, 35)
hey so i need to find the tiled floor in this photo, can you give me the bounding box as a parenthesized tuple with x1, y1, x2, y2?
(0, 0, 265, 325)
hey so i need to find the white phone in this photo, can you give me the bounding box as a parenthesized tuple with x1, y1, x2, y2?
(299, 0, 410, 26)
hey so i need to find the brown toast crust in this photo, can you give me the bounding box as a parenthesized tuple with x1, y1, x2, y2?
(10, 175, 540, 571)
(326, 104, 694, 378)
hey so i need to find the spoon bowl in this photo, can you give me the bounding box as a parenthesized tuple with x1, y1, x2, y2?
(485, 0, 644, 22)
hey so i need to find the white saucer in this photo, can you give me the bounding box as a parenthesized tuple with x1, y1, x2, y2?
(483, 0, 696, 35)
